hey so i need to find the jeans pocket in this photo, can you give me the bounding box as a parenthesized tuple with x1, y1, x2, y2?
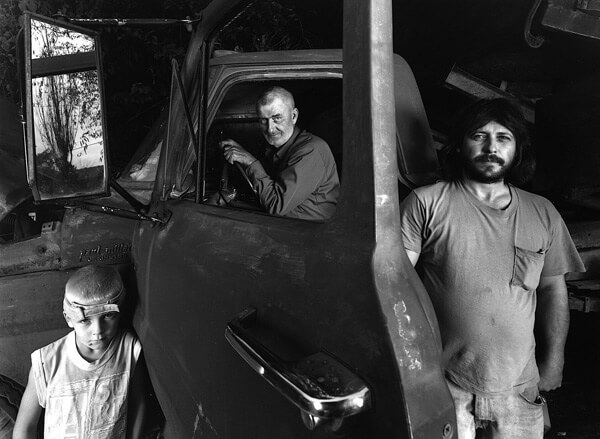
(511, 246, 545, 291)
(519, 387, 545, 406)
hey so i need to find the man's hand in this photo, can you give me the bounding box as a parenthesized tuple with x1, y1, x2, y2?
(220, 139, 257, 167)
(538, 358, 564, 391)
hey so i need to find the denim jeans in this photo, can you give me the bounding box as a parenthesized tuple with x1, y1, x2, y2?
(446, 379, 545, 439)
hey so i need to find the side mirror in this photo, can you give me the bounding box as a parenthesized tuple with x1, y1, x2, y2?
(22, 12, 109, 202)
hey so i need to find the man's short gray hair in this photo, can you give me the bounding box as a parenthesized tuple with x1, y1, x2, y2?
(257, 86, 295, 110)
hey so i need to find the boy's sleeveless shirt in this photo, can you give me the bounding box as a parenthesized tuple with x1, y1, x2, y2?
(31, 329, 141, 438)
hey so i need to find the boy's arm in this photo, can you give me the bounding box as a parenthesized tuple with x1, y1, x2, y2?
(126, 354, 148, 439)
(13, 367, 42, 439)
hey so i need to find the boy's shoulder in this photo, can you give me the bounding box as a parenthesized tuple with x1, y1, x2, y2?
(36, 330, 73, 359)
(32, 331, 74, 378)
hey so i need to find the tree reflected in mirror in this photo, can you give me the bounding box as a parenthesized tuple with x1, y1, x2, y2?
(32, 72, 104, 198)
(30, 18, 105, 200)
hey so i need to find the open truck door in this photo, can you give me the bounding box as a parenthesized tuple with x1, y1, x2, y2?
(11, 0, 455, 437)
(131, 0, 454, 437)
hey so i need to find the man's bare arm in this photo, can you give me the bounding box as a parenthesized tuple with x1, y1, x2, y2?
(405, 249, 420, 267)
(535, 274, 570, 391)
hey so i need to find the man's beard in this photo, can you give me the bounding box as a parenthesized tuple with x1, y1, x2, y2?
(462, 154, 513, 183)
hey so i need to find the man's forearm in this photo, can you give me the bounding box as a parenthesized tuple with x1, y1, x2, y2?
(535, 275, 570, 390)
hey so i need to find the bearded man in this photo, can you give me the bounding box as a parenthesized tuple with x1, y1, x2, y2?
(400, 98, 585, 439)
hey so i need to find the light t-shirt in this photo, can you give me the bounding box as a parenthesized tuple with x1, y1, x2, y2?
(400, 180, 585, 395)
(31, 329, 141, 438)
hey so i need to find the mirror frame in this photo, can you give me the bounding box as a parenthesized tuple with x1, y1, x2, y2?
(22, 11, 110, 202)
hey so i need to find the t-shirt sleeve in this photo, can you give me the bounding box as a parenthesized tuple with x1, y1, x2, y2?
(541, 209, 586, 277)
(30, 349, 47, 408)
(399, 191, 425, 253)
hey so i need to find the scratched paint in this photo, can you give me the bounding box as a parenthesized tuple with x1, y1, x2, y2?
(192, 402, 218, 438)
(393, 301, 422, 371)
(376, 194, 390, 206)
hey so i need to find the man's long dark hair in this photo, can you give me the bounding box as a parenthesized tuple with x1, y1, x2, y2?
(441, 98, 536, 186)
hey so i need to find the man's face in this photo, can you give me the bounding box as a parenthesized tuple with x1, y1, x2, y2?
(65, 309, 120, 360)
(460, 121, 517, 183)
(257, 96, 298, 148)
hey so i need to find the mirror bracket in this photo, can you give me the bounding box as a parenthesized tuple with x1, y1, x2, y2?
(75, 201, 170, 224)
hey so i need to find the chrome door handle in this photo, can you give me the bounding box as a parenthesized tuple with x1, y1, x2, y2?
(225, 308, 371, 431)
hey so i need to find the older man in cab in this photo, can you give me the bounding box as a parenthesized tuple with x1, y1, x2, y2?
(219, 86, 339, 221)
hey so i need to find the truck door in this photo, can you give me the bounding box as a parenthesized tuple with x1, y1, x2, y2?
(132, 1, 455, 437)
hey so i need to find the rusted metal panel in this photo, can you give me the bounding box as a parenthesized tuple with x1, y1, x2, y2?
(0, 221, 62, 276)
(0, 97, 29, 222)
(0, 270, 69, 338)
(0, 328, 69, 386)
(542, 0, 600, 39)
(0, 270, 71, 384)
(59, 207, 134, 268)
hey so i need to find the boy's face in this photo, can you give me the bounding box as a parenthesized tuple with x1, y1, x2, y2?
(65, 310, 120, 361)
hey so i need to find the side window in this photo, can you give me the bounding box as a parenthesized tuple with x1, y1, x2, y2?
(204, 78, 343, 215)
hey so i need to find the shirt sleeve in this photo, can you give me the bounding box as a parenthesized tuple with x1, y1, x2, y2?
(541, 211, 586, 277)
(246, 145, 325, 216)
(399, 190, 426, 253)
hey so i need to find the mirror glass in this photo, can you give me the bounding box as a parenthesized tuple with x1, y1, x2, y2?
(32, 71, 104, 199)
(26, 16, 107, 201)
(31, 19, 94, 59)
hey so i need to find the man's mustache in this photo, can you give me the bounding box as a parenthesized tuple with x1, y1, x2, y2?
(474, 154, 505, 165)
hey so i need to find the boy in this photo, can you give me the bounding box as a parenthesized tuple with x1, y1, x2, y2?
(13, 265, 147, 439)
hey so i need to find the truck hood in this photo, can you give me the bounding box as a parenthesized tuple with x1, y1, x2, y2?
(0, 97, 30, 222)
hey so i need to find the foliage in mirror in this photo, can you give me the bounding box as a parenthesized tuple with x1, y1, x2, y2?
(32, 71, 104, 199)
(31, 18, 94, 58)
(27, 17, 106, 200)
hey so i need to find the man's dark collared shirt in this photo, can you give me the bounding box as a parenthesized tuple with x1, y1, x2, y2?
(245, 126, 339, 220)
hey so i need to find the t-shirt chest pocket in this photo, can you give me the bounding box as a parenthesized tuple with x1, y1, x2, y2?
(511, 246, 545, 291)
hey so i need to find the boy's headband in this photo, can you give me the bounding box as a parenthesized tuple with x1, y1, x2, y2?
(63, 288, 124, 321)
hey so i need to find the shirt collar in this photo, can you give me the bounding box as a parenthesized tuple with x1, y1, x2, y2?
(270, 126, 301, 161)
